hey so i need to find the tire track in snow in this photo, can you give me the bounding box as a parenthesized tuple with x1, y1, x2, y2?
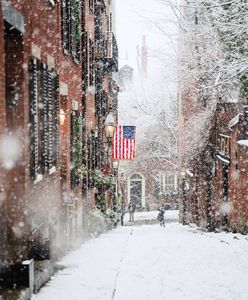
(111, 228, 134, 300)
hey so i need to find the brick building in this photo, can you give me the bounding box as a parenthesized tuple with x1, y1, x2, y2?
(0, 0, 119, 288)
(180, 103, 248, 233)
(125, 158, 179, 211)
(177, 1, 248, 233)
(122, 122, 179, 211)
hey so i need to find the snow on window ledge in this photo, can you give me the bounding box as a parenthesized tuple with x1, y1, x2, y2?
(237, 140, 248, 147)
(216, 155, 230, 164)
(22, 259, 33, 265)
(49, 166, 56, 175)
(34, 174, 43, 184)
(48, 0, 56, 6)
(186, 169, 194, 177)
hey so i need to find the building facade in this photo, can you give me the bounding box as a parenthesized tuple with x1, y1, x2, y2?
(0, 0, 119, 287)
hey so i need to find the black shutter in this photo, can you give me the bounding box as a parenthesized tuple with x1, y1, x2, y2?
(61, 0, 70, 52)
(29, 59, 40, 179)
(87, 134, 92, 188)
(84, 32, 89, 88)
(54, 74, 60, 166)
(47, 68, 54, 170)
(41, 64, 49, 171)
(89, 39, 94, 86)
(70, 112, 80, 188)
(244, 105, 248, 139)
(39, 64, 45, 174)
(71, 0, 77, 57)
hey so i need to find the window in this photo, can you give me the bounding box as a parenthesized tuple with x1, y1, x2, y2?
(109, 13, 112, 31)
(61, 0, 81, 61)
(83, 32, 89, 88)
(89, 38, 94, 86)
(159, 172, 177, 193)
(219, 134, 230, 158)
(61, 0, 70, 52)
(71, 0, 81, 61)
(131, 174, 142, 180)
(29, 58, 59, 181)
(89, 0, 94, 14)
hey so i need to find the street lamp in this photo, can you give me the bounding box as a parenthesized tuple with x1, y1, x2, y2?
(112, 160, 119, 171)
(104, 111, 115, 142)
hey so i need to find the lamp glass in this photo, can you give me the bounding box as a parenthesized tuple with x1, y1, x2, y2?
(105, 125, 115, 138)
(112, 160, 119, 169)
(181, 171, 186, 177)
(60, 109, 66, 125)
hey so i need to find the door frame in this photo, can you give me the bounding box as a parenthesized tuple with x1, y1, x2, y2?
(128, 173, 145, 208)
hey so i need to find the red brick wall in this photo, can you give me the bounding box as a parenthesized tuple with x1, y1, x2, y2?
(1, 0, 116, 264)
(0, 0, 8, 269)
(2, 0, 85, 260)
(127, 158, 179, 209)
(229, 120, 248, 232)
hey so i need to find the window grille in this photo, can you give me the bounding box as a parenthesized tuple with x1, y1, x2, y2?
(159, 172, 177, 193)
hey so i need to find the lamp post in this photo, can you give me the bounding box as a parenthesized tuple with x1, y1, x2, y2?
(112, 160, 119, 211)
(112, 160, 119, 175)
(103, 110, 116, 211)
(180, 169, 187, 225)
(119, 173, 126, 226)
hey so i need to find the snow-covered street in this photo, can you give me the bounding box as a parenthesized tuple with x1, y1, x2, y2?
(33, 211, 248, 300)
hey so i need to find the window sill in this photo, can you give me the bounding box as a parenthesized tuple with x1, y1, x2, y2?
(48, 0, 56, 6)
(63, 49, 69, 56)
(34, 174, 43, 184)
(49, 166, 56, 175)
(73, 56, 80, 65)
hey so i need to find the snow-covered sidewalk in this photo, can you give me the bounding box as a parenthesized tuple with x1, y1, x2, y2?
(33, 212, 248, 300)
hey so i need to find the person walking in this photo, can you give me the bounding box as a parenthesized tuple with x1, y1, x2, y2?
(128, 202, 136, 223)
(157, 207, 165, 227)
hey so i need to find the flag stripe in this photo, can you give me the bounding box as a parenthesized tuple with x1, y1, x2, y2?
(112, 125, 136, 160)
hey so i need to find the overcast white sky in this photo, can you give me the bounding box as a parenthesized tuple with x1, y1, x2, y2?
(116, 0, 178, 73)
(115, 0, 179, 140)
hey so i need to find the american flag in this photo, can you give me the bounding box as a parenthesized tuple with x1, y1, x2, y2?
(112, 125, 136, 160)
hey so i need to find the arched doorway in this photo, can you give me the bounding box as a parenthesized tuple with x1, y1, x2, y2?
(128, 173, 145, 208)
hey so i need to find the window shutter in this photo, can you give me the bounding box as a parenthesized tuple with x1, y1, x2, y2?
(70, 112, 79, 188)
(87, 134, 92, 188)
(54, 74, 60, 165)
(89, 39, 94, 86)
(84, 32, 89, 88)
(71, 0, 77, 57)
(41, 63, 49, 171)
(29, 59, 40, 179)
(61, 0, 70, 51)
(47, 68, 54, 170)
